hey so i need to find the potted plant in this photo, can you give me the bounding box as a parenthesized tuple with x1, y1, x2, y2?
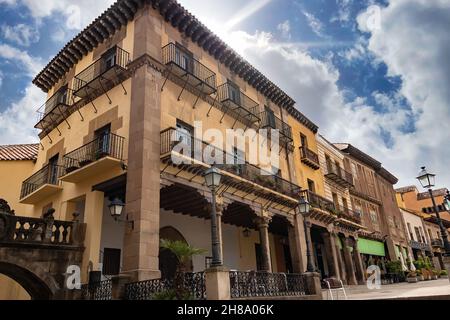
(416, 269, 424, 281)
(406, 271, 418, 283)
(440, 270, 448, 278)
(432, 269, 439, 280)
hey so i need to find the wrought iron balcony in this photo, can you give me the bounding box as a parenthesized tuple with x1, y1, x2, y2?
(431, 239, 444, 248)
(61, 133, 125, 183)
(217, 83, 260, 125)
(73, 46, 130, 99)
(410, 240, 431, 252)
(300, 146, 320, 170)
(338, 208, 362, 224)
(20, 164, 64, 204)
(162, 43, 217, 95)
(260, 111, 293, 146)
(324, 162, 354, 188)
(35, 88, 75, 134)
(300, 190, 336, 214)
(160, 128, 300, 200)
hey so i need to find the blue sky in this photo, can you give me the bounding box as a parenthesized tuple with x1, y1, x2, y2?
(0, 0, 449, 190)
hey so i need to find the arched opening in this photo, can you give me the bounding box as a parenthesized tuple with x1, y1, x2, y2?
(0, 262, 52, 300)
(0, 274, 31, 300)
(159, 226, 193, 280)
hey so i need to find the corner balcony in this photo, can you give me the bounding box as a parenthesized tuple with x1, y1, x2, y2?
(431, 239, 444, 249)
(324, 162, 354, 188)
(20, 165, 64, 204)
(60, 133, 125, 183)
(410, 240, 431, 252)
(162, 43, 217, 95)
(73, 46, 130, 99)
(260, 111, 293, 148)
(300, 146, 320, 170)
(217, 83, 260, 126)
(35, 88, 75, 135)
(160, 128, 300, 205)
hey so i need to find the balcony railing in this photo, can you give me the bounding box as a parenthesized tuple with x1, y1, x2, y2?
(410, 240, 431, 251)
(300, 146, 320, 170)
(260, 111, 293, 143)
(431, 239, 444, 248)
(339, 208, 362, 224)
(20, 164, 64, 200)
(35, 89, 75, 131)
(162, 43, 216, 94)
(62, 133, 125, 174)
(300, 190, 335, 214)
(73, 46, 129, 98)
(324, 162, 354, 188)
(217, 83, 260, 123)
(160, 128, 300, 199)
(81, 280, 113, 300)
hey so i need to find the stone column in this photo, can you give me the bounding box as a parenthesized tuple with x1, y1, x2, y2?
(342, 236, 357, 285)
(121, 8, 163, 281)
(352, 237, 366, 284)
(206, 196, 225, 265)
(322, 231, 340, 279)
(334, 233, 347, 282)
(287, 215, 306, 273)
(254, 215, 272, 272)
(205, 267, 231, 300)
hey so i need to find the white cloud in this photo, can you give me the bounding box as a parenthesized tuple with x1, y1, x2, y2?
(0, 43, 44, 75)
(1, 23, 40, 47)
(338, 37, 367, 61)
(302, 11, 326, 38)
(331, 0, 353, 23)
(277, 20, 291, 39)
(0, 70, 3, 88)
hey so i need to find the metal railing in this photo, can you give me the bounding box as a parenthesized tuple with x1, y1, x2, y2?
(410, 240, 431, 251)
(324, 161, 354, 186)
(431, 239, 444, 248)
(36, 89, 74, 124)
(300, 190, 336, 214)
(260, 111, 293, 141)
(73, 46, 130, 92)
(125, 272, 206, 300)
(20, 164, 64, 199)
(229, 271, 306, 298)
(81, 280, 113, 300)
(217, 83, 259, 117)
(339, 208, 362, 224)
(162, 43, 216, 89)
(62, 133, 125, 174)
(160, 128, 301, 198)
(300, 146, 320, 167)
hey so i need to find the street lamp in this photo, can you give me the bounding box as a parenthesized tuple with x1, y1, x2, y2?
(298, 196, 315, 273)
(108, 198, 125, 220)
(416, 167, 450, 256)
(204, 166, 223, 267)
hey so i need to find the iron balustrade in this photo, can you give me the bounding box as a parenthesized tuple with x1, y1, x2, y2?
(81, 280, 112, 300)
(300, 190, 336, 214)
(229, 271, 307, 298)
(20, 164, 64, 199)
(217, 83, 260, 120)
(260, 111, 293, 141)
(160, 128, 301, 198)
(409, 240, 431, 251)
(300, 146, 320, 168)
(62, 133, 125, 174)
(36, 88, 74, 126)
(162, 43, 217, 91)
(431, 239, 444, 248)
(124, 272, 206, 300)
(339, 208, 362, 224)
(73, 46, 130, 93)
(324, 161, 354, 187)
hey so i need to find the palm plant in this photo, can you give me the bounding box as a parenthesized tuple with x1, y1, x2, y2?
(159, 239, 207, 299)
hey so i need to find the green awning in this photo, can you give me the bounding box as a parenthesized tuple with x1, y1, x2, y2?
(358, 238, 386, 257)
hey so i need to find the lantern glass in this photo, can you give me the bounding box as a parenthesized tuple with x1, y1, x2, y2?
(416, 167, 436, 189)
(204, 167, 222, 189)
(108, 198, 125, 218)
(298, 197, 310, 215)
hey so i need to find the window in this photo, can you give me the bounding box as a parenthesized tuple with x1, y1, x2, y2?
(300, 134, 308, 149)
(307, 179, 316, 193)
(353, 199, 362, 216)
(102, 248, 121, 276)
(332, 193, 340, 211)
(414, 227, 421, 243)
(428, 229, 433, 241)
(174, 43, 193, 72)
(407, 223, 414, 241)
(369, 209, 378, 224)
(227, 80, 241, 105)
(102, 46, 117, 71)
(48, 154, 59, 185)
(419, 227, 426, 243)
(233, 147, 245, 175)
(335, 160, 341, 177)
(94, 124, 111, 156)
(325, 154, 332, 172)
(265, 106, 276, 128)
(176, 120, 194, 157)
(342, 198, 349, 213)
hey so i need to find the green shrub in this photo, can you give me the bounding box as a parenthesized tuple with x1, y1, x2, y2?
(152, 289, 195, 300)
(441, 270, 448, 276)
(386, 260, 403, 274)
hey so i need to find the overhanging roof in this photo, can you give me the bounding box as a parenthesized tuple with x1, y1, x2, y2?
(32, 0, 298, 112)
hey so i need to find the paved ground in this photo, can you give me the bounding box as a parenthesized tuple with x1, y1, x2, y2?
(322, 278, 450, 300)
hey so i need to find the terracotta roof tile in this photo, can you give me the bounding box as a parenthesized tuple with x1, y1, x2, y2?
(0, 144, 39, 161)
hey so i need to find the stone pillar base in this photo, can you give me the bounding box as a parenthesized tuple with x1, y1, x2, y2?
(111, 275, 132, 300)
(443, 255, 450, 283)
(303, 272, 323, 300)
(205, 266, 230, 300)
(121, 269, 161, 283)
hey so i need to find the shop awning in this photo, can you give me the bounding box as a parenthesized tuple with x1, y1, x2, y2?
(358, 238, 386, 257)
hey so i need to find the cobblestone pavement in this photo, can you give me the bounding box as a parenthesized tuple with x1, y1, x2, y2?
(322, 278, 450, 300)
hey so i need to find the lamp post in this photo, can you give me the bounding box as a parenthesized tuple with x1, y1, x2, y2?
(204, 166, 223, 267)
(108, 198, 125, 221)
(416, 167, 450, 256)
(298, 196, 315, 273)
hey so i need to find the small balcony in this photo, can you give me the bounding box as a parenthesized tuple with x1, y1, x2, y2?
(60, 133, 125, 183)
(73, 46, 130, 99)
(160, 128, 300, 200)
(431, 239, 444, 248)
(20, 165, 64, 204)
(324, 162, 354, 188)
(260, 111, 293, 147)
(338, 208, 362, 224)
(217, 83, 260, 125)
(162, 43, 217, 95)
(410, 240, 431, 252)
(300, 146, 320, 170)
(300, 190, 335, 214)
(35, 88, 74, 133)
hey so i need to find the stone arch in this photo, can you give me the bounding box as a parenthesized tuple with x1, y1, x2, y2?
(159, 226, 193, 280)
(0, 261, 53, 300)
